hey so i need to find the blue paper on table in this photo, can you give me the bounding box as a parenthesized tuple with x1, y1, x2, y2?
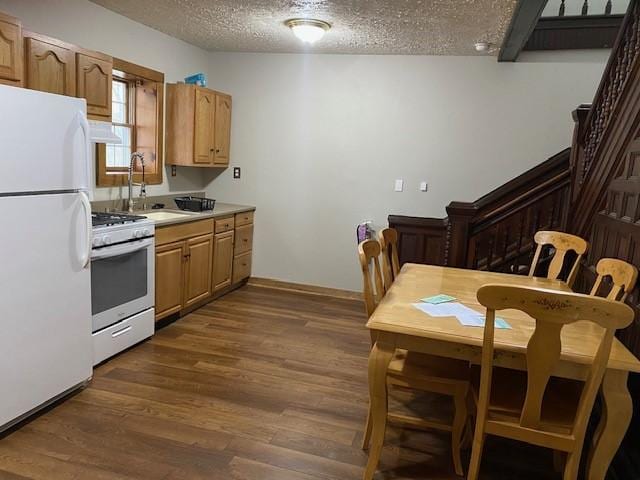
(412, 302, 511, 329)
(421, 294, 456, 304)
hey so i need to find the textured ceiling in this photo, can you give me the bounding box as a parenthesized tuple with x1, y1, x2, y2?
(89, 0, 517, 55)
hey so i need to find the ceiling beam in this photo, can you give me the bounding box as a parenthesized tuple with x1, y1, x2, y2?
(498, 0, 547, 62)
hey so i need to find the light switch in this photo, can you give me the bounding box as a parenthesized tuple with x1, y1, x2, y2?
(420, 181, 428, 192)
(394, 179, 404, 192)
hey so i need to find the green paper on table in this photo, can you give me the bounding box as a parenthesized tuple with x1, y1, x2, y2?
(421, 294, 457, 304)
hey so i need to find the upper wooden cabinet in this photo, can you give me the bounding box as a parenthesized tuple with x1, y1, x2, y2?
(0, 12, 23, 86)
(194, 88, 215, 164)
(25, 33, 76, 96)
(76, 52, 112, 119)
(23, 31, 112, 120)
(166, 83, 232, 167)
(214, 93, 231, 166)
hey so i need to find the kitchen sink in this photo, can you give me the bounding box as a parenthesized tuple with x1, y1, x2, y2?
(141, 209, 200, 222)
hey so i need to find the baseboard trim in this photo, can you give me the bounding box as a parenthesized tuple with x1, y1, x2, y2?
(248, 277, 363, 301)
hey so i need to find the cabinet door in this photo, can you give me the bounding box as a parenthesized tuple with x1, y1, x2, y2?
(213, 94, 231, 165)
(155, 241, 185, 321)
(213, 230, 234, 292)
(25, 37, 75, 96)
(0, 14, 22, 84)
(76, 53, 112, 119)
(194, 88, 215, 164)
(234, 224, 253, 255)
(232, 251, 252, 284)
(184, 233, 213, 308)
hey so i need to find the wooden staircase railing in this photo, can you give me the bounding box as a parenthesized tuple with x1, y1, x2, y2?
(570, 0, 640, 237)
(389, 148, 571, 272)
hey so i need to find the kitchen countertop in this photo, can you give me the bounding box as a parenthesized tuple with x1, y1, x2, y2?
(143, 202, 255, 227)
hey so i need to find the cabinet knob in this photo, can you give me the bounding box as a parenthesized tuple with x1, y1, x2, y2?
(216, 149, 220, 153)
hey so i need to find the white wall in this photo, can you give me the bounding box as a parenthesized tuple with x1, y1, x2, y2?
(205, 51, 610, 291)
(0, 0, 213, 201)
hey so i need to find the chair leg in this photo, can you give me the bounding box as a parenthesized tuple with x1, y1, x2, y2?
(451, 392, 467, 476)
(563, 451, 580, 480)
(467, 430, 485, 480)
(362, 404, 373, 450)
(363, 341, 394, 480)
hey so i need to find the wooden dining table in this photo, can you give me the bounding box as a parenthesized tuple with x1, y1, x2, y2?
(364, 263, 640, 480)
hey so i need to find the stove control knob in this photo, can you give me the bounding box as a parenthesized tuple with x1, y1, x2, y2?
(134, 230, 143, 239)
(92, 237, 102, 247)
(103, 235, 112, 245)
(142, 228, 151, 237)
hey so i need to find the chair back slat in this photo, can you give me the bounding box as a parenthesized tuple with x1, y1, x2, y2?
(529, 231, 589, 287)
(590, 258, 638, 302)
(378, 228, 400, 290)
(358, 239, 386, 318)
(477, 285, 633, 431)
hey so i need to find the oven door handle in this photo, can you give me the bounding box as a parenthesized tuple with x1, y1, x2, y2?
(91, 238, 153, 260)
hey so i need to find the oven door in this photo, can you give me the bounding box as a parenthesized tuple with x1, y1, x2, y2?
(91, 237, 155, 332)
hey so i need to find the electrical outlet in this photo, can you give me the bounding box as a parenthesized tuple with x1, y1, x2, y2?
(171, 165, 177, 177)
(233, 167, 241, 179)
(420, 181, 428, 192)
(394, 179, 404, 192)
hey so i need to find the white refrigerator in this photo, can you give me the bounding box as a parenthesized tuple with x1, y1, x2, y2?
(0, 85, 93, 430)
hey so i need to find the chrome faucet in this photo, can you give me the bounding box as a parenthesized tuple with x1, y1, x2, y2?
(127, 152, 146, 213)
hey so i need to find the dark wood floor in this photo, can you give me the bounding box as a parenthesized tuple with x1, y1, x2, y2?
(0, 285, 560, 479)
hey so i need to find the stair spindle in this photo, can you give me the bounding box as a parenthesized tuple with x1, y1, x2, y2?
(582, 1, 589, 15)
(559, 0, 565, 16)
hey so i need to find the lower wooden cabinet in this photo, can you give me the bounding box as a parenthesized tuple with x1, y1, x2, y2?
(233, 251, 252, 284)
(213, 230, 234, 292)
(183, 233, 213, 308)
(155, 241, 185, 320)
(154, 211, 255, 322)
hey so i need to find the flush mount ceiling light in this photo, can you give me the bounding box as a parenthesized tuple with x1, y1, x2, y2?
(285, 18, 331, 44)
(474, 42, 491, 52)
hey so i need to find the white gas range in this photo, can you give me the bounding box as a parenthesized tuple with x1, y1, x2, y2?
(90, 212, 155, 365)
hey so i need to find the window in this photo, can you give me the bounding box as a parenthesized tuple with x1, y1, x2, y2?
(105, 79, 133, 171)
(97, 59, 165, 187)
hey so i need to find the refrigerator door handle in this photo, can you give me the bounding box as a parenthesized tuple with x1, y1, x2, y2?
(79, 191, 92, 269)
(77, 111, 93, 198)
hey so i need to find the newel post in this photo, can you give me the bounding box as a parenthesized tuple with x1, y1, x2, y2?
(569, 104, 591, 206)
(445, 202, 478, 268)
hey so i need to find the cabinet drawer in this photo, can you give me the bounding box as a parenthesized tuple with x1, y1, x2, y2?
(215, 216, 235, 233)
(235, 210, 254, 226)
(92, 308, 154, 365)
(234, 224, 253, 255)
(233, 252, 252, 284)
(156, 218, 213, 245)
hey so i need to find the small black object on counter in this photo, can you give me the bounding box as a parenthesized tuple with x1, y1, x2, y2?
(174, 196, 216, 212)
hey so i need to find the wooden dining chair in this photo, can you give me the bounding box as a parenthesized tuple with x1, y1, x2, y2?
(590, 258, 638, 302)
(378, 227, 401, 291)
(529, 231, 588, 288)
(358, 239, 471, 476)
(468, 284, 634, 480)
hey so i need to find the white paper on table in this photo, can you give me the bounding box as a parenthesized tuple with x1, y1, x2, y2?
(412, 302, 480, 317)
(412, 302, 512, 329)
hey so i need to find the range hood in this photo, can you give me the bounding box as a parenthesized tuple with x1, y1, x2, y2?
(89, 120, 122, 144)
